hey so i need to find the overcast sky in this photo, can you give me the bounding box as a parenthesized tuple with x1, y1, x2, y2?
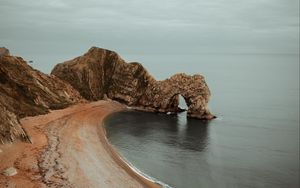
(0, 0, 299, 71)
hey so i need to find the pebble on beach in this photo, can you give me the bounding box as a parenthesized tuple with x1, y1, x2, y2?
(2, 167, 18, 176)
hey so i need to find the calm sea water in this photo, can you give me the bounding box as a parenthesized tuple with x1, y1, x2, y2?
(105, 54, 299, 188)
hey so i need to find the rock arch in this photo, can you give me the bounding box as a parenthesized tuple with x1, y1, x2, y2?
(140, 73, 214, 119)
(51, 47, 215, 120)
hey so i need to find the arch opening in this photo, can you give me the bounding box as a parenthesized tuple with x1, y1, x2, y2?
(178, 94, 188, 110)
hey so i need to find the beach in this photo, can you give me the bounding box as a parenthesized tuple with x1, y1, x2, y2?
(0, 100, 160, 188)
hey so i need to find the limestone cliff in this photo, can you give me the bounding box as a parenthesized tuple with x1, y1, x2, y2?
(52, 47, 214, 120)
(0, 48, 84, 143)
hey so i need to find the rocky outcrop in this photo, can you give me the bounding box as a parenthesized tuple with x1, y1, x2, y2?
(0, 47, 10, 56)
(0, 105, 29, 143)
(0, 50, 84, 143)
(52, 47, 214, 120)
(139, 73, 214, 119)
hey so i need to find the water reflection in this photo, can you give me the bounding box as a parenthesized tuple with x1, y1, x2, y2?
(184, 117, 210, 151)
(106, 110, 210, 152)
(105, 108, 299, 188)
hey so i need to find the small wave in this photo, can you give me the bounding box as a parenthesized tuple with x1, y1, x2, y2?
(118, 152, 173, 188)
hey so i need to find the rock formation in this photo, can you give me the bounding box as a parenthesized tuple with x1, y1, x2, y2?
(0, 47, 9, 56)
(0, 48, 84, 143)
(0, 46, 214, 143)
(52, 47, 215, 120)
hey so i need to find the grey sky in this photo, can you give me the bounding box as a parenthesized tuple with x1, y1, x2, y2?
(0, 0, 299, 72)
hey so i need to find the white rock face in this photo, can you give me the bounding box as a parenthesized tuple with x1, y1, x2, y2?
(2, 167, 18, 176)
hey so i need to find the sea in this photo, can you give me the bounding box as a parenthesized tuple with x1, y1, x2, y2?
(104, 53, 299, 188)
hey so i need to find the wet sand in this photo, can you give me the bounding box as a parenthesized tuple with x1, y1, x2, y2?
(0, 100, 161, 188)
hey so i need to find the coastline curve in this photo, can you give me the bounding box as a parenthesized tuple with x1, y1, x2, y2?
(0, 101, 162, 187)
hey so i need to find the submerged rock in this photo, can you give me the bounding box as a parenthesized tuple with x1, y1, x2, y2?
(2, 167, 17, 176)
(52, 47, 215, 120)
(0, 49, 85, 143)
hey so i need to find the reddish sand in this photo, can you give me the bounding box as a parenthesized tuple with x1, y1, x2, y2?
(0, 101, 161, 188)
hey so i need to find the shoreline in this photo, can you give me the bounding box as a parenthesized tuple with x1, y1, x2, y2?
(100, 112, 162, 188)
(0, 100, 161, 188)
(102, 112, 173, 188)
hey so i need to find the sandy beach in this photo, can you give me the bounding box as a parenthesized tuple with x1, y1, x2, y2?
(0, 100, 160, 188)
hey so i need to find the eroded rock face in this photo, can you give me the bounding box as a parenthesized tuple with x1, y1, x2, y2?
(0, 52, 84, 143)
(140, 73, 214, 119)
(0, 105, 30, 143)
(52, 47, 214, 120)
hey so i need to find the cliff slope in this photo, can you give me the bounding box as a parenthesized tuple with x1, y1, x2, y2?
(0, 48, 84, 143)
